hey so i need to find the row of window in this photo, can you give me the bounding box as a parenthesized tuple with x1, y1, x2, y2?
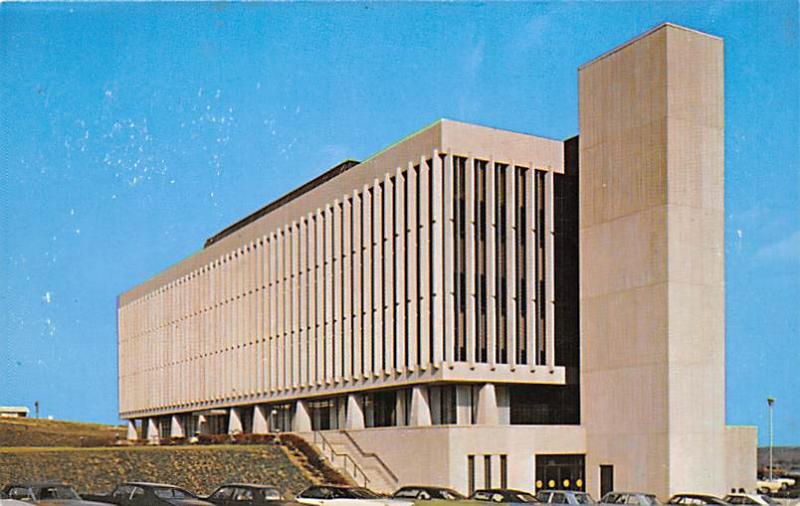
(120, 154, 555, 413)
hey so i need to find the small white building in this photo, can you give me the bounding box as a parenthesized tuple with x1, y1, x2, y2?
(0, 406, 29, 418)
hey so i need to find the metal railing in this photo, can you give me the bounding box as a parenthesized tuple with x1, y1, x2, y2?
(338, 429, 399, 486)
(312, 431, 370, 488)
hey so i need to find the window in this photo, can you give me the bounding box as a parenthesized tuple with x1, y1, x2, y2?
(309, 397, 344, 430)
(212, 487, 235, 500)
(394, 489, 421, 499)
(35, 487, 79, 500)
(300, 487, 327, 500)
(430, 385, 457, 425)
(270, 402, 294, 432)
(261, 489, 282, 501)
(453, 156, 467, 361)
(475, 160, 488, 362)
(468, 455, 476, 495)
(515, 167, 528, 364)
(535, 170, 546, 364)
(484, 455, 492, 488)
(113, 486, 134, 500)
(500, 454, 508, 489)
(153, 488, 193, 499)
(233, 488, 253, 501)
(495, 163, 507, 364)
(472, 491, 492, 501)
(8, 488, 31, 501)
(363, 389, 397, 428)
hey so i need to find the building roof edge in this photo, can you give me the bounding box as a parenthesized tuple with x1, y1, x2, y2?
(578, 22, 722, 71)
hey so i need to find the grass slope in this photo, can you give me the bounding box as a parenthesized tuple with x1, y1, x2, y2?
(0, 445, 313, 498)
(0, 418, 125, 447)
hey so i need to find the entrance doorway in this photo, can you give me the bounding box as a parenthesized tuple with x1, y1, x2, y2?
(600, 465, 614, 498)
(535, 454, 586, 491)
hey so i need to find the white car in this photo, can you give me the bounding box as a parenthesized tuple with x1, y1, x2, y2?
(760, 477, 796, 492)
(722, 494, 780, 506)
(296, 486, 413, 506)
(601, 493, 661, 506)
(0, 492, 28, 506)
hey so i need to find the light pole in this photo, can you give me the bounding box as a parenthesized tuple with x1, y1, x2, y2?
(767, 397, 775, 482)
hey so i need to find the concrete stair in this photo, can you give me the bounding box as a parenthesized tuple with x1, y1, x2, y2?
(306, 430, 400, 494)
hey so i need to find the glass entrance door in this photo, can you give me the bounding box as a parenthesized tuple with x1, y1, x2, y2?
(535, 454, 586, 491)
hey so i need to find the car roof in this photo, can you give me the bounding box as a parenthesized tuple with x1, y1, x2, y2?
(216, 484, 279, 489)
(399, 486, 455, 490)
(475, 489, 533, 494)
(540, 490, 589, 494)
(4, 484, 73, 488)
(122, 482, 185, 488)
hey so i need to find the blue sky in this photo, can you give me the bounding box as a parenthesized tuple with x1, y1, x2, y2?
(0, 2, 797, 445)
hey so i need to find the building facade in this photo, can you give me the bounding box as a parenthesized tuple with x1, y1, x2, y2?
(118, 24, 756, 498)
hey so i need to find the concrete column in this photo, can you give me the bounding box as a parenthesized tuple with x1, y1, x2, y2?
(410, 385, 432, 426)
(292, 400, 313, 432)
(170, 415, 185, 438)
(228, 407, 243, 435)
(146, 418, 159, 442)
(253, 405, 269, 435)
(126, 420, 138, 441)
(476, 383, 499, 425)
(346, 394, 365, 430)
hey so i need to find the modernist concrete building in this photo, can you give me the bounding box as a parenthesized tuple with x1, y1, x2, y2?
(118, 23, 756, 499)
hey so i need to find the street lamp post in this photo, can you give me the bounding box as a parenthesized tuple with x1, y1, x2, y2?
(767, 397, 775, 482)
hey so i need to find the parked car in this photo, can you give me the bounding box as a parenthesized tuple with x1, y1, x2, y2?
(469, 490, 538, 504)
(0, 491, 29, 506)
(601, 493, 660, 506)
(85, 483, 213, 506)
(536, 490, 596, 505)
(667, 495, 729, 506)
(391, 487, 465, 501)
(205, 485, 291, 506)
(756, 477, 796, 494)
(295, 485, 412, 506)
(722, 495, 779, 506)
(1, 483, 108, 506)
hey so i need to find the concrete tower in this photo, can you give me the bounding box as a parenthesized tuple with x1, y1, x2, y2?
(579, 23, 753, 497)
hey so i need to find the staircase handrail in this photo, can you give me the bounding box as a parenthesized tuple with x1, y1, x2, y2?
(338, 429, 399, 485)
(312, 431, 370, 488)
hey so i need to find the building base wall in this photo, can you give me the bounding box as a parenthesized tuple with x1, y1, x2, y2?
(725, 425, 757, 493)
(342, 425, 587, 496)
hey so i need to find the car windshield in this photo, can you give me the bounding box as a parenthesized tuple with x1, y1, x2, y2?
(338, 488, 380, 499)
(35, 486, 81, 500)
(575, 494, 596, 505)
(760, 496, 779, 505)
(153, 487, 194, 499)
(261, 488, 282, 501)
(393, 490, 420, 499)
(644, 496, 662, 506)
(435, 489, 466, 500)
(508, 492, 538, 503)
